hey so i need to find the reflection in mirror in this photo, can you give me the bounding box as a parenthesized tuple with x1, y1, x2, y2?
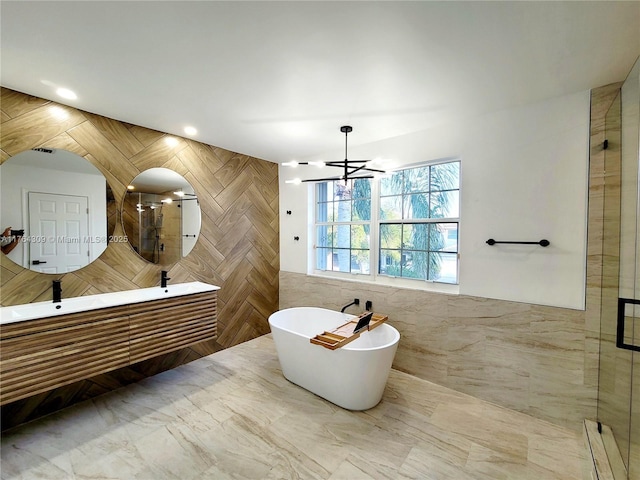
(123, 168, 201, 265)
(0, 148, 112, 273)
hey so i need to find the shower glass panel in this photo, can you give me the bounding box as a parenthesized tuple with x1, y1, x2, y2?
(597, 56, 640, 480)
(598, 89, 630, 477)
(622, 56, 640, 480)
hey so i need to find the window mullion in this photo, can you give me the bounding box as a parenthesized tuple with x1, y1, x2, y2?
(370, 178, 380, 282)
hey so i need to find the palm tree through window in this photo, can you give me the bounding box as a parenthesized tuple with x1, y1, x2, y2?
(314, 160, 460, 284)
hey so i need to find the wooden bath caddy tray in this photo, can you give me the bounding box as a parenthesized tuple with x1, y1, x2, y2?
(310, 312, 388, 350)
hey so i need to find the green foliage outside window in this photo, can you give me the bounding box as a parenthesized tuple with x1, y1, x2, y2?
(315, 161, 459, 283)
(378, 162, 459, 282)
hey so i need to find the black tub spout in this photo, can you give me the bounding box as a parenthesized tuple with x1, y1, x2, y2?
(340, 298, 360, 313)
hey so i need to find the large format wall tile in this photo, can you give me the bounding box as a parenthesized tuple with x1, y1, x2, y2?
(279, 271, 594, 430)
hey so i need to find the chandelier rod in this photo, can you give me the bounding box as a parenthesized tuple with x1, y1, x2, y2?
(341, 125, 352, 181)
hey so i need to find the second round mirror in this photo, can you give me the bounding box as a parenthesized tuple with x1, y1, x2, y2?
(122, 168, 201, 265)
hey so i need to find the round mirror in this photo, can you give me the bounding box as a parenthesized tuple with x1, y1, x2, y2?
(0, 148, 114, 273)
(122, 168, 201, 264)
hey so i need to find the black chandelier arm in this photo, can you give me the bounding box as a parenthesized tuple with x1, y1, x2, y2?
(325, 160, 369, 165)
(301, 174, 375, 183)
(294, 160, 386, 176)
(347, 164, 371, 176)
(361, 166, 386, 174)
(323, 162, 387, 174)
(287, 126, 388, 183)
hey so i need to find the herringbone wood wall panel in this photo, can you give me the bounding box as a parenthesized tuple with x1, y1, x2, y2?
(0, 87, 279, 428)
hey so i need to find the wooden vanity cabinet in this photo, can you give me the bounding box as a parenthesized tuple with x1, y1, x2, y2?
(0, 291, 217, 405)
(129, 292, 217, 363)
(0, 306, 130, 405)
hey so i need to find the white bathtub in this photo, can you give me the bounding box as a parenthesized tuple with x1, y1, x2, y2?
(268, 307, 400, 410)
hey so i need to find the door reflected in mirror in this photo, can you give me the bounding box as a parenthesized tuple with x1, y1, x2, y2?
(0, 148, 114, 273)
(123, 168, 201, 265)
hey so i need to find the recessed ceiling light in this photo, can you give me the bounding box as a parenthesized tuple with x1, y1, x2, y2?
(56, 88, 77, 100)
(184, 126, 197, 136)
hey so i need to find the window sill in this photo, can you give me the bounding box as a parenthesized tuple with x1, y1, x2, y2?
(309, 270, 460, 295)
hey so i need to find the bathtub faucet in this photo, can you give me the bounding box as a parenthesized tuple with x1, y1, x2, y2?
(340, 298, 360, 313)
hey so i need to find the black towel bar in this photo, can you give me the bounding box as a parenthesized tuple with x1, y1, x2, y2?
(486, 239, 550, 247)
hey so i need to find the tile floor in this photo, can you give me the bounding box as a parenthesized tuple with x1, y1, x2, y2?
(1, 334, 588, 479)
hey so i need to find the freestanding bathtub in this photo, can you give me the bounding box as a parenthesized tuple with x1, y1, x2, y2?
(268, 307, 400, 410)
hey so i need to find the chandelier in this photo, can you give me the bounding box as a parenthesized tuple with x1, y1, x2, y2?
(284, 126, 386, 183)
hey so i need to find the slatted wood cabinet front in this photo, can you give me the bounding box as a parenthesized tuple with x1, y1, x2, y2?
(0, 291, 217, 405)
(129, 293, 218, 363)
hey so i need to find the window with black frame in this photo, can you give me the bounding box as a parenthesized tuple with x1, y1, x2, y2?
(315, 178, 372, 274)
(314, 160, 460, 284)
(379, 161, 460, 283)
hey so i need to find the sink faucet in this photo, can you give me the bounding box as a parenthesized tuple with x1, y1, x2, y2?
(161, 270, 171, 288)
(52, 280, 62, 303)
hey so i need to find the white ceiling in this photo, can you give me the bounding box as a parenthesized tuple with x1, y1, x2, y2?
(1, 1, 639, 164)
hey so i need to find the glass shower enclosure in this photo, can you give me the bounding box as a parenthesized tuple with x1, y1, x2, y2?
(597, 56, 640, 480)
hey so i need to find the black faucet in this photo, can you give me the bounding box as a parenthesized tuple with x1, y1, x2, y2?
(340, 298, 360, 313)
(52, 280, 62, 303)
(161, 270, 170, 288)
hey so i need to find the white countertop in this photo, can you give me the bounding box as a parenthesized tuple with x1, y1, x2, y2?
(0, 282, 220, 324)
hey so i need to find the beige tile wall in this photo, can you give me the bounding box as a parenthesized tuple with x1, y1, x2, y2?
(279, 272, 593, 430)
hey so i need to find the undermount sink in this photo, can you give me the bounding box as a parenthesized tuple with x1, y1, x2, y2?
(0, 282, 220, 324)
